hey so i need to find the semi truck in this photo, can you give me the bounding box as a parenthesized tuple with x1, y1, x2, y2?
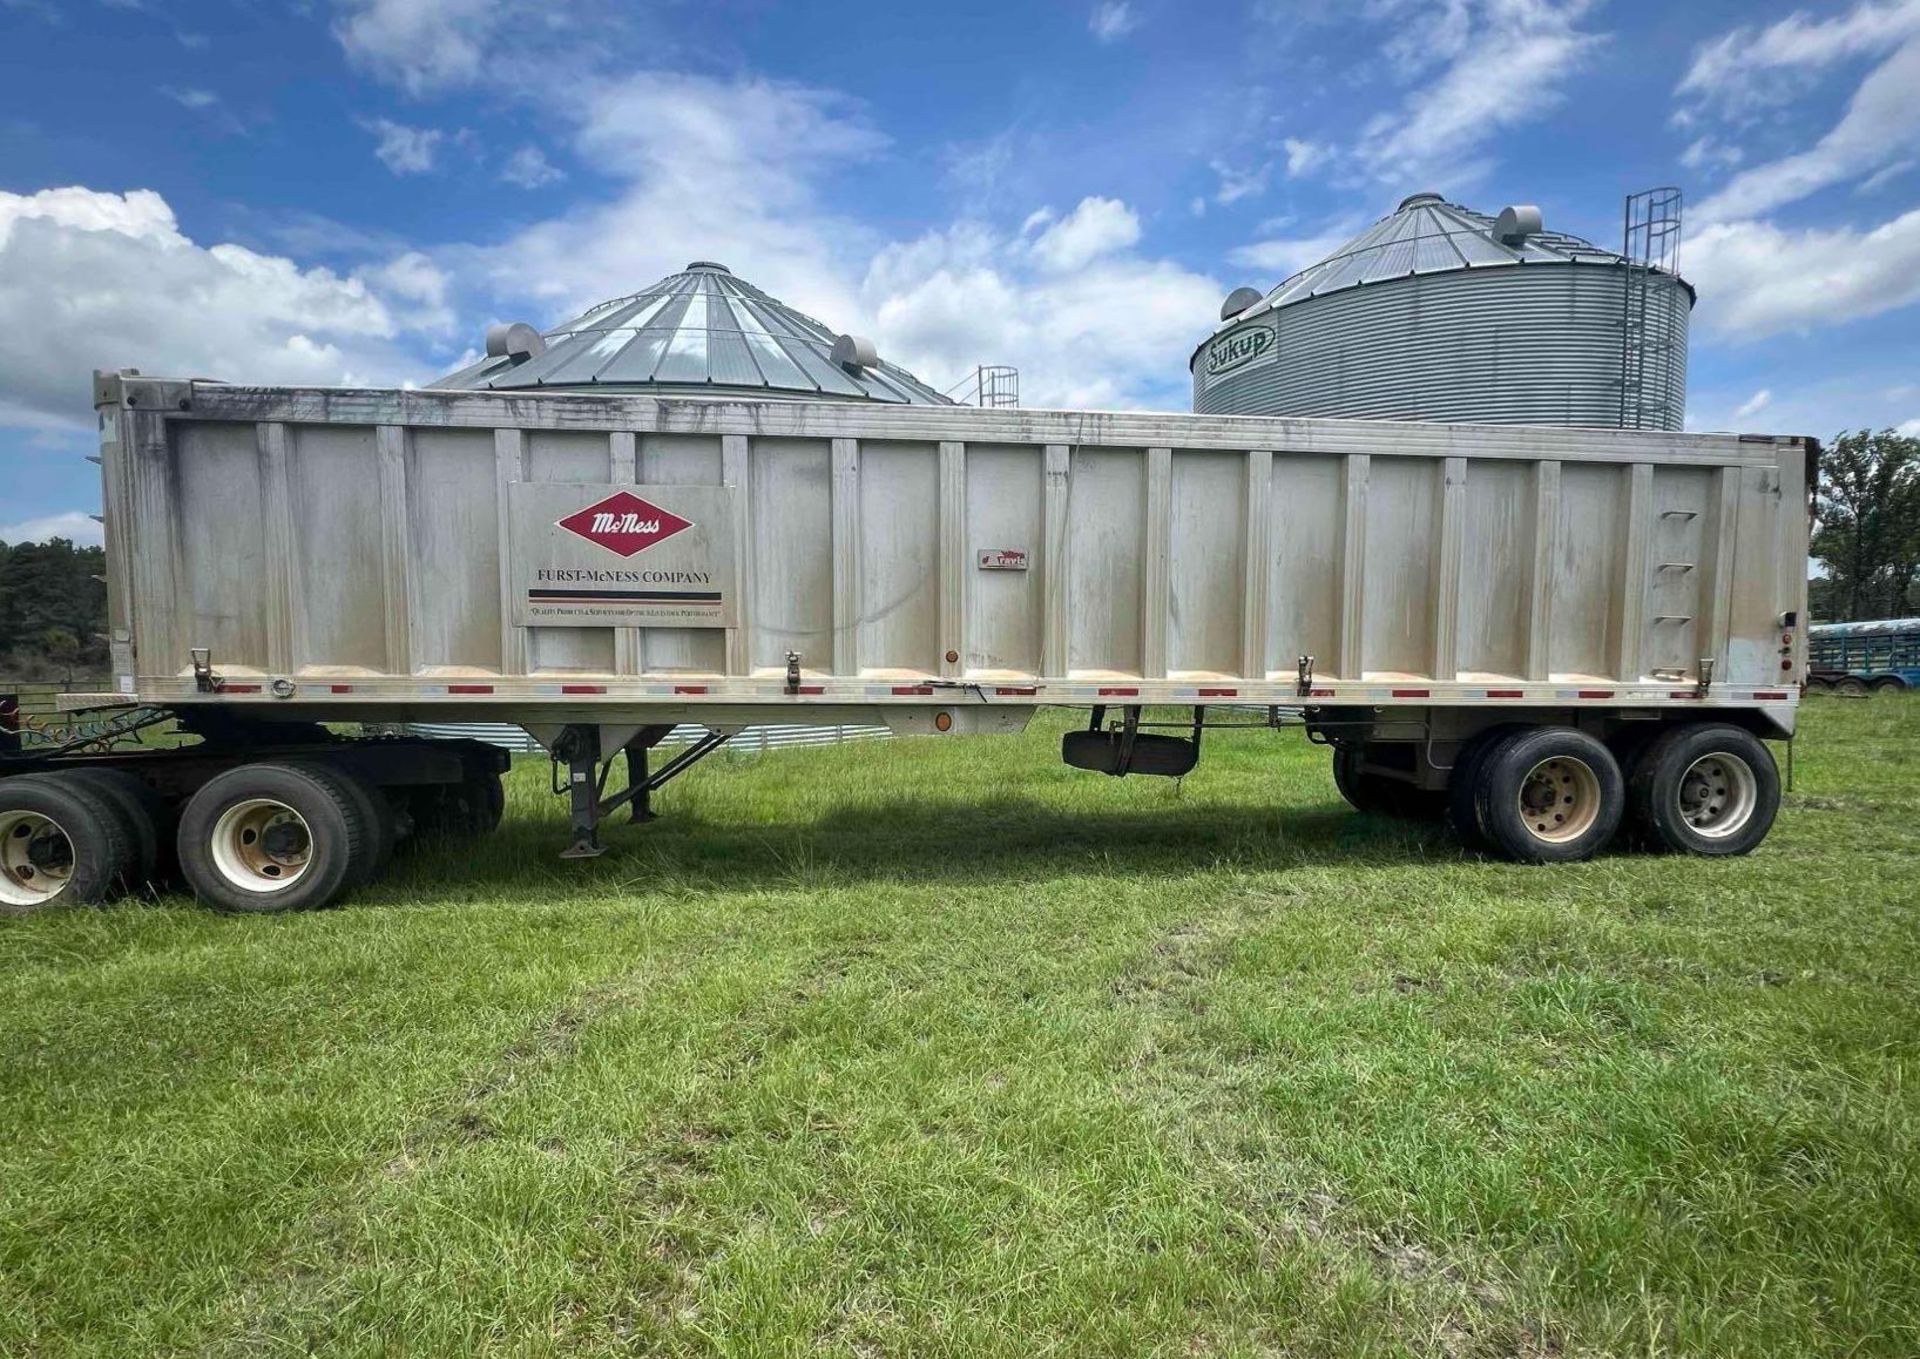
(0, 371, 1812, 913)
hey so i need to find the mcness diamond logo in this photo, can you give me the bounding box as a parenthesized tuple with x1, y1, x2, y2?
(556, 491, 694, 558)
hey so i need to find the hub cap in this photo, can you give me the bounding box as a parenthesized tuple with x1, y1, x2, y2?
(210, 799, 312, 892)
(1516, 756, 1601, 843)
(1676, 753, 1758, 839)
(0, 810, 74, 907)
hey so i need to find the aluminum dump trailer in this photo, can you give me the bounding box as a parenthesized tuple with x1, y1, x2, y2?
(0, 372, 1812, 913)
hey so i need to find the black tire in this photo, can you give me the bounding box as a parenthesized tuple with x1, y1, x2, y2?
(1834, 676, 1870, 698)
(1333, 745, 1444, 820)
(1804, 676, 1833, 693)
(0, 775, 136, 912)
(294, 764, 393, 886)
(410, 772, 506, 839)
(1871, 676, 1908, 694)
(1472, 727, 1624, 864)
(1446, 725, 1522, 852)
(1626, 723, 1780, 857)
(176, 763, 371, 913)
(60, 767, 175, 895)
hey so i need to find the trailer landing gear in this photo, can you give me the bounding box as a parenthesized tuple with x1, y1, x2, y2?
(549, 724, 732, 860)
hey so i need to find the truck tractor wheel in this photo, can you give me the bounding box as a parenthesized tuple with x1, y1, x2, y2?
(1446, 725, 1522, 851)
(410, 771, 505, 839)
(293, 765, 393, 885)
(60, 767, 176, 895)
(0, 775, 135, 913)
(1834, 676, 1870, 698)
(1626, 724, 1779, 857)
(177, 763, 372, 913)
(1471, 727, 1624, 864)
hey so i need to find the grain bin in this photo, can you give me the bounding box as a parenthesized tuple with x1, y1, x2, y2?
(1194, 193, 1692, 430)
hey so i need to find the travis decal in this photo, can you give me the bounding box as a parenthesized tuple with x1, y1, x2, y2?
(556, 490, 693, 557)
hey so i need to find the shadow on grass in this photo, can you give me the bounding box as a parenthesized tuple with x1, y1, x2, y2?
(372, 794, 1464, 904)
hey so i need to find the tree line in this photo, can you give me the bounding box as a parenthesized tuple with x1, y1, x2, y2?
(0, 537, 109, 683)
(1810, 429, 1920, 623)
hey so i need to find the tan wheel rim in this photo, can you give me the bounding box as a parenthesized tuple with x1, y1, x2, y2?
(0, 810, 74, 906)
(1515, 756, 1602, 844)
(1676, 753, 1758, 839)
(210, 798, 312, 892)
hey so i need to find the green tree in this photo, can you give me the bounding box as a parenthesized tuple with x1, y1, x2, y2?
(1810, 429, 1920, 621)
(0, 538, 108, 682)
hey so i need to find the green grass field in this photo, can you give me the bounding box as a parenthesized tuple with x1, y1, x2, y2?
(3, 697, 1917, 1357)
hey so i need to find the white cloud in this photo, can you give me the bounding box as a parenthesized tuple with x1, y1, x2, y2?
(363, 117, 443, 175)
(1354, 0, 1602, 186)
(0, 186, 435, 430)
(1089, 1, 1139, 42)
(160, 86, 218, 111)
(499, 144, 564, 189)
(1686, 207, 1920, 338)
(1676, 0, 1920, 122)
(331, 0, 501, 94)
(1679, 135, 1742, 173)
(1733, 389, 1772, 419)
(1898, 417, 1920, 435)
(1281, 136, 1328, 178)
(1694, 35, 1920, 221)
(1028, 196, 1140, 271)
(1210, 160, 1269, 205)
(0, 511, 102, 548)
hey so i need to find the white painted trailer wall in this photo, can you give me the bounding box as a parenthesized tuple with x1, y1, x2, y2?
(87, 375, 1810, 732)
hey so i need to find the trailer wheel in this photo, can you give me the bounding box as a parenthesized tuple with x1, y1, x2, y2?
(1804, 676, 1832, 693)
(1332, 746, 1445, 820)
(1471, 727, 1623, 864)
(1834, 676, 1870, 698)
(1627, 724, 1779, 856)
(60, 768, 175, 895)
(1871, 675, 1908, 694)
(1446, 725, 1522, 851)
(0, 776, 135, 912)
(177, 763, 371, 913)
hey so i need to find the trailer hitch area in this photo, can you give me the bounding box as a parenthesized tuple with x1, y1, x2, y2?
(1060, 705, 1201, 778)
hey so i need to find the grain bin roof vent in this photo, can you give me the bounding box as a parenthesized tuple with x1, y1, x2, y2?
(484, 321, 545, 366)
(1494, 204, 1543, 246)
(831, 333, 878, 375)
(431, 262, 951, 404)
(1220, 286, 1264, 321)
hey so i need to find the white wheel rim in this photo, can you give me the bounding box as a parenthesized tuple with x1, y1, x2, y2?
(1515, 756, 1602, 844)
(1676, 753, 1758, 839)
(0, 809, 74, 906)
(210, 798, 313, 892)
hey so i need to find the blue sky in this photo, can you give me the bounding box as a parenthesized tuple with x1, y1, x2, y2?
(4, 0, 1919, 544)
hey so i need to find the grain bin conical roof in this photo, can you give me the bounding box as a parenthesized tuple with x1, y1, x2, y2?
(434, 261, 951, 405)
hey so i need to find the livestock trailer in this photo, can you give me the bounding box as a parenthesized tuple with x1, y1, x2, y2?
(1806, 618, 1920, 695)
(0, 372, 1812, 912)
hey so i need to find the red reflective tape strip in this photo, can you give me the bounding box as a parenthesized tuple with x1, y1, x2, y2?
(794, 685, 825, 695)
(1309, 687, 1336, 697)
(1197, 688, 1237, 697)
(891, 685, 934, 695)
(995, 686, 1038, 696)
(329, 684, 354, 693)
(1576, 690, 1614, 699)
(1390, 688, 1430, 698)
(1485, 689, 1524, 698)
(1753, 690, 1790, 700)
(1098, 687, 1139, 696)
(447, 684, 493, 694)
(672, 685, 707, 695)
(561, 684, 605, 694)
(218, 683, 261, 694)
(1669, 691, 1695, 699)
